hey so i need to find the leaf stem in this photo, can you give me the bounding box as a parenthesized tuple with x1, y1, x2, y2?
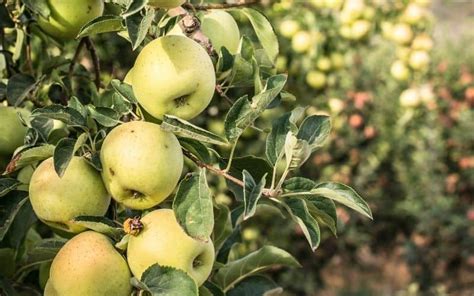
(183, 149, 275, 197)
(224, 140, 238, 172)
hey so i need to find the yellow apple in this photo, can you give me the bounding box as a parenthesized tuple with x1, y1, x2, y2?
(330, 52, 345, 69)
(402, 3, 426, 24)
(390, 60, 410, 81)
(399, 88, 421, 107)
(100, 121, 183, 210)
(390, 23, 413, 45)
(29, 156, 110, 233)
(45, 231, 132, 296)
(306, 70, 326, 89)
(409, 50, 430, 70)
(349, 20, 371, 40)
(291, 31, 313, 53)
(147, 0, 185, 9)
(127, 209, 215, 286)
(412, 34, 433, 51)
(0, 106, 29, 157)
(130, 35, 215, 120)
(201, 10, 240, 54)
(316, 56, 332, 72)
(279, 19, 300, 38)
(37, 0, 104, 40)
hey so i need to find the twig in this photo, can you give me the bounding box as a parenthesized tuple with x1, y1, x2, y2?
(68, 38, 86, 81)
(84, 37, 101, 90)
(183, 149, 276, 197)
(183, 0, 260, 10)
(216, 84, 234, 105)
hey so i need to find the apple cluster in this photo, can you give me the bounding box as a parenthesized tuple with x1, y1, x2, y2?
(0, 1, 243, 295)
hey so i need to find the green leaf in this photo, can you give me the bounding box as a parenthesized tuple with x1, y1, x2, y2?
(296, 115, 331, 150)
(283, 177, 316, 192)
(214, 245, 300, 291)
(250, 74, 287, 114)
(212, 204, 232, 252)
(111, 79, 137, 103)
(6, 145, 54, 173)
(23, 0, 50, 18)
(179, 138, 211, 164)
(311, 182, 372, 219)
(31, 105, 86, 127)
(77, 15, 124, 38)
(88, 106, 121, 127)
(227, 275, 282, 296)
(72, 216, 124, 241)
(0, 179, 20, 198)
(26, 238, 66, 265)
(0, 193, 29, 241)
(285, 198, 321, 251)
(242, 170, 266, 220)
(126, 8, 154, 50)
(229, 55, 254, 87)
(224, 95, 252, 142)
(138, 264, 198, 296)
(284, 133, 311, 170)
(162, 115, 228, 146)
(122, 0, 148, 17)
(6, 74, 37, 106)
(173, 170, 214, 241)
(233, 8, 279, 62)
(53, 138, 76, 177)
(305, 196, 337, 236)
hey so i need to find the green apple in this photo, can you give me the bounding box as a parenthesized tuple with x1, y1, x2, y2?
(37, 0, 104, 40)
(29, 156, 110, 233)
(390, 60, 410, 81)
(399, 88, 421, 108)
(390, 23, 413, 45)
(330, 52, 345, 70)
(45, 231, 132, 296)
(409, 50, 430, 70)
(291, 31, 313, 53)
(279, 19, 300, 38)
(100, 121, 183, 210)
(127, 209, 215, 286)
(201, 10, 240, 54)
(306, 70, 326, 89)
(0, 106, 29, 156)
(130, 35, 215, 120)
(147, 0, 185, 9)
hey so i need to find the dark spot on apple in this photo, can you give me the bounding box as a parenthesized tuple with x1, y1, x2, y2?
(87, 5, 92, 13)
(126, 189, 145, 200)
(174, 95, 189, 108)
(131, 130, 135, 133)
(164, 144, 169, 149)
(109, 168, 115, 176)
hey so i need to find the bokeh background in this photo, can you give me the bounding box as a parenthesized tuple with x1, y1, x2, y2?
(20, 0, 473, 295)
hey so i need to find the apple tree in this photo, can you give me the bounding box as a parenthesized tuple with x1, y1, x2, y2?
(0, 0, 372, 295)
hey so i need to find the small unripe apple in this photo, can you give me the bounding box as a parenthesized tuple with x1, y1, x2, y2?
(390, 23, 413, 45)
(306, 70, 327, 89)
(330, 52, 345, 69)
(37, 0, 104, 40)
(362, 6, 375, 20)
(316, 56, 332, 72)
(399, 88, 421, 107)
(147, 0, 185, 9)
(409, 50, 430, 70)
(390, 60, 410, 81)
(328, 98, 344, 114)
(0, 107, 29, 157)
(340, 0, 365, 23)
(100, 121, 183, 210)
(29, 157, 110, 233)
(45, 231, 132, 296)
(127, 209, 215, 286)
(275, 55, 288, 72)
(279, 19, 300, 38)
(412, 34, 433, 51)
(291, 31, 313, 53)
(131, 35, 216, 120)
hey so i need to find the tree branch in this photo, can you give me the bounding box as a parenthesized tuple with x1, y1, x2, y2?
(183, 0, 260, 10)
(68, 38, 86, 81)
(84, 37, 101, 90)
(183, 149, 276, 197)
